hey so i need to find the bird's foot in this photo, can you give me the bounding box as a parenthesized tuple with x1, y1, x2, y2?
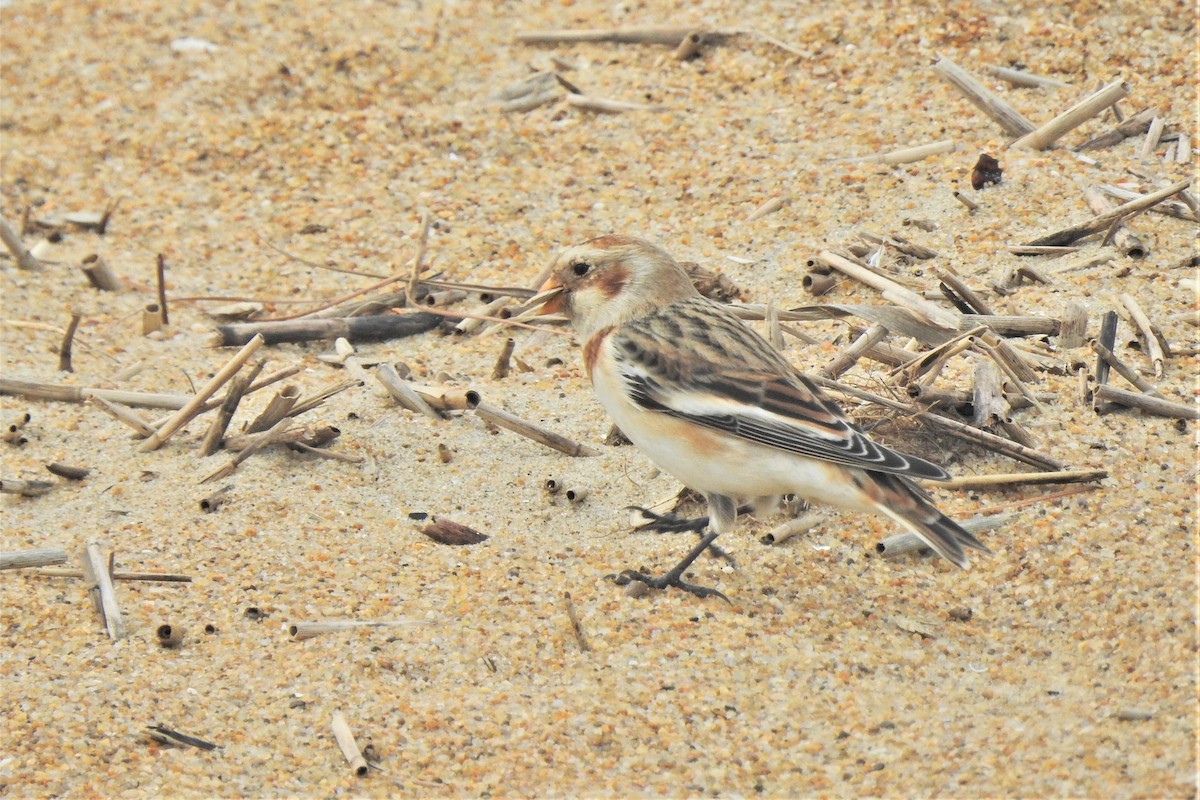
(606, 532, 731, 603)
(628, 506, 736, 565)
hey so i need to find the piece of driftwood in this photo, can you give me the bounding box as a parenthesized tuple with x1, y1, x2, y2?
(409, 383, 481, 411)
(1119, 293, 1165, 378)
(474, 402, 600, 457)
(245, 384, 299, 434)
(1011, 79, 1130, 150)
(139, 335, 265, 452)
(938, 269, 994, 315)
(376, 364, 443, 420)
(1094, 384, 1198, 419)
(214, 313, 442, 346)
(953, 190, 980, 212)
(931, 55, 1035, 137)
(1, 379, 180, 410)
(1139, 116, 1165, 158)
(0, 548, 68, 570)
(744, 195, 788, 222)
(814, 251, 959, 329)
(771, 303, 1058, 345)
(1075, 108, 1156, 151)
(81, 542, 127, 640)
(819, 324, 890, 379)
(859, 230, 938, 260)
(0, 215, 42, 271)
(218, 424, 340, 452)
(146, 726, 218, 751)
(1023, 178, 1191, 247)
(80, 254, 122, 291)
(198, 372, 252, 456)
(1057, 302, 1089, 348)
(0, 479, 54, 496)
(286, 378, 360, 418)
(199, 417, 294, 484)
(1083, 187, 1148, 258)
(760, 512, 824, 545)
(1090, 340, 1163, 398)
(492, 337, 516, 380)
(87, 395, 158, 437)
(874, 140, 956, 165)
(331, 711, 370, 777)
(1096, 183, 1197, 221)
(289, 619, 431, 641)
(35, 568, 192, 583)
(45, 462, 89, 480)
(985, 65, 1069, 89)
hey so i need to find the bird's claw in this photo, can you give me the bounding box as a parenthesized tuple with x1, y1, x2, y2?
(605, 532, 731, 603)
(609, 569, 731, 603)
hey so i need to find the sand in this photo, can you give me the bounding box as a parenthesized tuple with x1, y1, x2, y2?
(1, 1, 1197, 797)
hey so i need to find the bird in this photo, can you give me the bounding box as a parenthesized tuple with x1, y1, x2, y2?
(537, 234, 988, 598)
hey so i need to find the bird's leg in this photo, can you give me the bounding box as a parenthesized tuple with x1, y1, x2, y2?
(609, 532, 729, 602)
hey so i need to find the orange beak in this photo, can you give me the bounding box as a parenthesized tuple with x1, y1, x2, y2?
(533, 277, 566, 316)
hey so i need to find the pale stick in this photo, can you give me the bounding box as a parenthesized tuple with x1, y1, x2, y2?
(1094, 384, 1199, 420)
(375, 364, 443, 420)
(876, 513, 1013, 560)
(199, 416, 294, 484)
(1010, 80, 1130, 150)
(1119, 293, 1165, 377)
(1139, 116, 1165, 158)
(331, 712, 369, 776)
(81, 542, 127, 640)
(80, 254, 122, 291)
(815, 250, 959, 329)
(1023, 178, 1191, 247)
(474, 402, 600, 457)
(288, 619, 431, 641)
(760, 512, 825, 545)
(875, 139, 956, 165)
(0, 548, 67, 570)
(1083, 187, 1148, 258)
(198, 372, 252, 456)
(819, 323, 890, 379)
(0, 215, 42, 271)
(1075, 107, 1155, 150)
(931, 55, 1035, 137)
(1089, 340, 1164, 398)
(138, 334, 265, 452)
(984, 65, 1069, 88)
(563, 94, 666, 113)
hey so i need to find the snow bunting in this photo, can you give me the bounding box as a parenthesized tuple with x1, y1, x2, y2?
(539, 235, 987, 593)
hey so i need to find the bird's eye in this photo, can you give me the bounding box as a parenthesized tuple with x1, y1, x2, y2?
(571, 261, 591, 277)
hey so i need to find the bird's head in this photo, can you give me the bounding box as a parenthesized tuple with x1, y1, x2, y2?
(537, 235, 698, 338)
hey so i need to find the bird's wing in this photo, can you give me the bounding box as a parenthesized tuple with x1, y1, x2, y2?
(612, 301, 950, 481)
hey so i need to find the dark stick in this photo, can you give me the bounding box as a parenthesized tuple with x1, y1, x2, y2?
(156, 254, 169, 326)
(215, 313, 442, 346)
(1094, 311, 1119, 387)
(58, 313, 82, 373)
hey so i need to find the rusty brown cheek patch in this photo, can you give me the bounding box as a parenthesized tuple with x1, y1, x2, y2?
(595, 262, 629, 300)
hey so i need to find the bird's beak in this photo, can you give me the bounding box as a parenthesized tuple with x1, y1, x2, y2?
(531, 279, 566, 316)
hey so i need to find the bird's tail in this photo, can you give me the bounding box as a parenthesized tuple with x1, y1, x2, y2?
(866, 472, 990, 568)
